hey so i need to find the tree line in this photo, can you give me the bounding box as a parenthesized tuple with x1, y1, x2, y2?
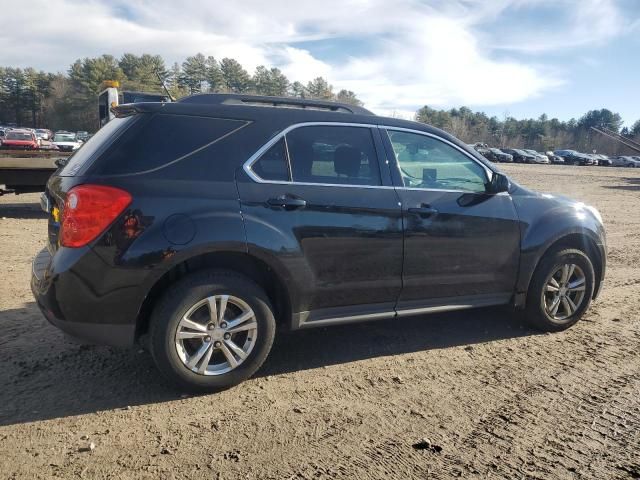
(1, 52, 638, 155)
(416, 106, 640, 155)
(0, 53, 361, 132)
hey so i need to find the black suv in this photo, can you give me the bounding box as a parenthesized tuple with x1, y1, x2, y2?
(32, 94, 606, 392)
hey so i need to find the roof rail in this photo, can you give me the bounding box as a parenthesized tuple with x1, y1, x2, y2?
(178, 93, 374, 115)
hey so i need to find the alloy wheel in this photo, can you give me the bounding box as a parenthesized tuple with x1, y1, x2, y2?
(541, 263, 587, 322)
(175, 295, 258, 375)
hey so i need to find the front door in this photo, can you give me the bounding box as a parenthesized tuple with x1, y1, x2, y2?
(381, 128, 521, 312)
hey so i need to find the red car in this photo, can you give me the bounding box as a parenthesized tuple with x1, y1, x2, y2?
(1, 129, 39, 150)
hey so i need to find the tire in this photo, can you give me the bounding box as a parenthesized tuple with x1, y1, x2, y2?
(149, 269, 276, 392)
(525, 248, 595, 332)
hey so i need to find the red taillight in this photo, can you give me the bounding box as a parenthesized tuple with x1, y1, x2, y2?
(61, 185, 132, 248)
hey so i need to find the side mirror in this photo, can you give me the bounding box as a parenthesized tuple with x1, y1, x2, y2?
(488, 172, 510, 194)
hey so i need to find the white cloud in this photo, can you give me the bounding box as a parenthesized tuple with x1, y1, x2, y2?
(278, 47, 332, 84)
(0, 0, 633, 114)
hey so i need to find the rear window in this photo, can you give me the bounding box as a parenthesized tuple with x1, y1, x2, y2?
(60, 116, 134, 176)
(97, 114, 247, 175)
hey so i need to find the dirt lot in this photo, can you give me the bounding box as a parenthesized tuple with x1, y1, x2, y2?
(1, 164, 639, 479)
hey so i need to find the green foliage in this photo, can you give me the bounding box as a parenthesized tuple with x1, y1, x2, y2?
(306, 77, 334, 100)
(252, 66, 289, 96)
(180, 53, 208, 94)
(220, 58, 251, 93)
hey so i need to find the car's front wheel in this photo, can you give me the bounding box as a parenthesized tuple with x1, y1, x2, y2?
(149, 270, 276, 392)
(525, 248, 595, 332)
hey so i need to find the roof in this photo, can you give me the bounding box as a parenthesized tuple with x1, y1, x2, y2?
(178, 93, 375, 116)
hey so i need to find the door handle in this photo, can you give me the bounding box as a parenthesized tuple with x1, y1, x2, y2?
(407, 205, 438, 217)
(267, 195, 307, 210)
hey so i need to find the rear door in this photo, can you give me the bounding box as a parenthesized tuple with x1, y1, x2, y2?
(380, 128, 521, 312)
(237, 123, 403, 326)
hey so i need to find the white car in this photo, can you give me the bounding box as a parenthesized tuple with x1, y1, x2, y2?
(524, 149, 550, 164)
(52, 133, 83, 152)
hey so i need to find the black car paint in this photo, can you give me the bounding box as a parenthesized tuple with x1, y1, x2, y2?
(502, 149, 536, 163)
(31, 96, 606, 346)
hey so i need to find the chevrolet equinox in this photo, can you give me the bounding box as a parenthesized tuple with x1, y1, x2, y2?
(31, 94, 606, 392)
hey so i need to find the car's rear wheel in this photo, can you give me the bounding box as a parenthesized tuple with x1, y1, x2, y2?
(525, 248, 595, 332)
(149, 270, 276, 392)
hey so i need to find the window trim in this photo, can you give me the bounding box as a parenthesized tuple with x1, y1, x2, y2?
(243, 122, 496, 192)
(244, 121, 388, 189)
(381, 127, 494, 192)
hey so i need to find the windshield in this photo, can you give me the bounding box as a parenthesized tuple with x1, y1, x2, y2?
(54, 134, 76, 142)
(6, 132, 32, 140)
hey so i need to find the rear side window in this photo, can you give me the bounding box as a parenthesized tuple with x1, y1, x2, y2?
(286, 126, 381, 186)
(60, 116, 134, 176)
(251, 138, 290, 181)
(98, 114, 247, 175)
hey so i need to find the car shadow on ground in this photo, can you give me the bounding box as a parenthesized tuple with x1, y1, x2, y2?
(0, 302, 538, 427)
(603, 176, 640, 191)
(0, 201, 47, 219)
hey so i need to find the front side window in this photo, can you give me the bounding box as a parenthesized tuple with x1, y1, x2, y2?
(387, 130, 488, 193)
(285, 125, 381, 186)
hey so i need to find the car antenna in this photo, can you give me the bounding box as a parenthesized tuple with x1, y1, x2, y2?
(155, 70, 175, 102)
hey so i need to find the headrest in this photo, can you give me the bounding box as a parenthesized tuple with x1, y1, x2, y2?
(334, 146, 361, 177)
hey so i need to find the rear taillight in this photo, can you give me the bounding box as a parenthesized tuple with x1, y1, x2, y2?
(61, 184, 132, 248)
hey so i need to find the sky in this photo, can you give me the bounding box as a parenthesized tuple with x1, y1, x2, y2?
(1, 0, 639, 125)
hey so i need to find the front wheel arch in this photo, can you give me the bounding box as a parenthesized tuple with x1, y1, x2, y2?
(520, 233, 603, 307)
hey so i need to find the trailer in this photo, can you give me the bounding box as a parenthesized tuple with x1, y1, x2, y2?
(0, 150, 69, 195)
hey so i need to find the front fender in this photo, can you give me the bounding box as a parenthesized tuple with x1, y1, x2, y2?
(512, 188, 606, 301)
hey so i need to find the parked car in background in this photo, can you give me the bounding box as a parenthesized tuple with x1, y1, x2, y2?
(593, 154, 612, 166)
(503, 148, 536, 163)
(52, 132, 83, 152)
(611, 156, 640, 168)
(524, 149, 550, 164)
(76, 131, 90, 141)
(1, 129, 39, 150)
(35, 129, 52, 141)
(484, 148, 513, 163)
(554, 150, 595, 166)
(31, 93, 606, 392)
(546, 151, 565, 164)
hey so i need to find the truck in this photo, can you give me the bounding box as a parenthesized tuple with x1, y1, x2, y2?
(98, 80, 170, 127)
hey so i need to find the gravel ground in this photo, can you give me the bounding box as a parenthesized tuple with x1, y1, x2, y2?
(1, 164, 639, 479)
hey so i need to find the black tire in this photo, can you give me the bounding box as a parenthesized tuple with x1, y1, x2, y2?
(525, 248, 595, 332)
(149, 270, 276, 392)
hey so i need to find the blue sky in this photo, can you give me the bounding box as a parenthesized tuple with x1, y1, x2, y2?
(2, 0, 639, 125)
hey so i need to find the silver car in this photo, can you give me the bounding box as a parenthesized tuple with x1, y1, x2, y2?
(524, 149, 550, 164)
(612, 156, 640, 168)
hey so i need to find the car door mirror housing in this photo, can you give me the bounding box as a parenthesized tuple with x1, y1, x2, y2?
(488, 172, 510, 194)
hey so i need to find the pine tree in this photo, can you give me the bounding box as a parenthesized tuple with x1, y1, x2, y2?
(180, 53, 208, 94)
(335, 89, 362, 106)
(205, 56, 222, 92)
(220, 58, 251, 93)
(252, 66, 289, 96)
(306, 77, 334, 100)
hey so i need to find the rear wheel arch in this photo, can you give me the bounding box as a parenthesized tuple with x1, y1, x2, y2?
(135, 251, 292, 342)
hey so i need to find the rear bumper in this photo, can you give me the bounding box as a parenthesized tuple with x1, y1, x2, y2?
(31, 247, 137, 347)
